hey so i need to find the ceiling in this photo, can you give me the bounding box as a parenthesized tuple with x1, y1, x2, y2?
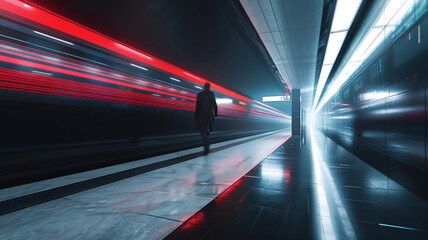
(240, 0, 324, 109)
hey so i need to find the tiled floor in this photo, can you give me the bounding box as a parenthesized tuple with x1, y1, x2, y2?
(165, 128, 428, 240)
(0, 129, 290, 240)
(0, 130, 282, 202)
(3, 127, 428, 240)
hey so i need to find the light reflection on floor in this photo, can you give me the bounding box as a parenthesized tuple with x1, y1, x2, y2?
(310, 126, 357, 240)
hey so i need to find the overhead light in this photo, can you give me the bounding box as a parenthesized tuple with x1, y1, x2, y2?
(130, 63, 148, 71)
(312, 64, 333, 106)
(170, 77, 181, 82)
(312, 77, 327, 107)
(238, 101, 247, 106)
(323, 32, 347, 65)
(320, 65, 333, 78)
(312, 0, 362, 111)
(216, 98, 233, 104)
(314, 0, 418, 115)
(34, 31, 74, 45)
(194, 85, 202, 89)
(330, 0, 362, 32)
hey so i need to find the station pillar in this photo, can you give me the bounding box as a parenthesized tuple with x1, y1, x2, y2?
(292, 89, 301, 135)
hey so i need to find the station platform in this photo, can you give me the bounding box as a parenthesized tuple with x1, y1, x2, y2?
(1, 128, 428, 240)
(0, 129, 290, 240)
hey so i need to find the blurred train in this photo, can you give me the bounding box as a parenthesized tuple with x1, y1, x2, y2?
(0, 1, 290, 187)
(319, 0, 428, 193)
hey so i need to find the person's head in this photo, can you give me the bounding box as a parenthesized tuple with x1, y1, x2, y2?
(204, 83, 210, 91)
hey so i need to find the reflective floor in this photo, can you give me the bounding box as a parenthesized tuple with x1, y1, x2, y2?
(2, 128, 428, 240)
(166, 128, 428, 240)
(0, 130, 289, 240)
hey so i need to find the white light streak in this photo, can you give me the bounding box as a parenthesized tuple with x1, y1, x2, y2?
(44, 56, 59, 61)
(323, 32, 347, 65)
(314, 0, 418, 114)
(0, 33, 108, 66)
(331, 0, 362, 32)
(216, 98, 233, 104)
(33, 31, 74, 45)
(130, 63, 148, 71)
(31, 70, 52, 76)
(170, 77, 181, 82)
(310, 127, 357, 240)
(312, 0, 362, 112)
(332, 116, 352, 119)
(378, 223, 418, 231)
(362, 92, 389, 101)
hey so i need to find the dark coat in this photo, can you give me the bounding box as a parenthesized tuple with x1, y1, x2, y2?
(195, 90, 218, 132)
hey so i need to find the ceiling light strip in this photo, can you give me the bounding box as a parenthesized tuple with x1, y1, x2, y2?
(312, 0, 362, 111)
(314, 0, 421, 114)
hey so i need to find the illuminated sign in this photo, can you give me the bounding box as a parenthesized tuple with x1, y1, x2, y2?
(262, 95, 290, 102)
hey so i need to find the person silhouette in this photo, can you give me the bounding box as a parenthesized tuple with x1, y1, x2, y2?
(195, 83, 218, 155)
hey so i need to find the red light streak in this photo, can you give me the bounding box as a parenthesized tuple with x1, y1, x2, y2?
(0, 68, 194, 110)
(0, 53, 288, 118)
(0, 54, 198, 101)
(0, 39, 155, 84)
(0, 0, 251, 101)
(0, 68, 256, 117)
(0, 43, 196, 99)
(220, 103, 246, 112)
(0, 1, 291, 120)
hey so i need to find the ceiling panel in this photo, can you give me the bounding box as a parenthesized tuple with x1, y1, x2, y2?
(289, 28, 320, 63)
(270, 0, 289, 31)
(283, 0, 323, 30)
